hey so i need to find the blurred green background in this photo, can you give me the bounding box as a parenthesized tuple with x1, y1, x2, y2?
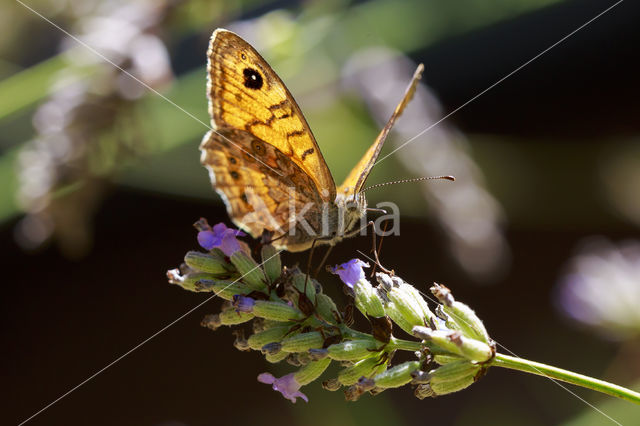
(2, 0, 640, 425)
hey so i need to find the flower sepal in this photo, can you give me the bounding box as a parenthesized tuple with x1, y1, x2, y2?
(325, 338, 380, 361)
(247, 325, 292, 351)
(379, 273, 435, 332)
(338, 356, 387, 386)
(166, 269, 224, 293)
(261, 244, 281, 283)
(372, 361, 422, 389)
(192, 279, 248, 299)
(413, 326, 493, 362)
(431, 283, 489, 344)
(280, 331, 324, 353)
(230, 251, 268, 291)
(184, 250, 231, 275)
(426, 360, 481, 396)
(218, 309, 254, 326)
(252, 300, 306, 322)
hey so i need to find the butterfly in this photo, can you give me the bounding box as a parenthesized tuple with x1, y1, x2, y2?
(200, 28, 424, 252)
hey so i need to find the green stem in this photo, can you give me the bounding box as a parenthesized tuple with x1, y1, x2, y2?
(390, 337, 423, 352)
(491, 353, 640, 405)
(337, 325, 423, 352)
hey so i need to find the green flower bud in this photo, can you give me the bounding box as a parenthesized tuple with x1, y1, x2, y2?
(338, 356, 387, 386)
(326, 338, 380, 361)
(434, 354, 464, 365)
(353, 279, 386, 318)
(413, 327, 493, 362)
(373, 361, 421, 389)
(281, 331, 324, 353)
(247, 325, 292, 350)
(428, 360, 480, 395)
(294, 357, 332, 385)
(259, 319, 282, 331)
(291, 273, 318, 300)
(429, 360, 480, 382)
(217, 309, 254, 326)
(194, 279, 249, 300)
(167, 270, 223, 292)
(184, 251, 230, 275)
(380, 274, 434, 331)
(432, 283, 489, 343)
(261, 245, 281, 283)
(252, 300, 306, 322)
(265, 350, 289, 363)
(230, 251, 267, 291)
(443, 301, 489, 343)
(384, 300, 419, 334)
(315, 293, 339, 324)
(456, 336, 493, 362)
(434, 305, 462, 332)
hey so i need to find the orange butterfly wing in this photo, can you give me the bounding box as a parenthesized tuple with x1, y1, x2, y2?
(337, 64, 424, 197)
(205, 29, 336, 201)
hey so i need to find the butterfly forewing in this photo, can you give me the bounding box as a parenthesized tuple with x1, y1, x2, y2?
(205, 29, 336, 201)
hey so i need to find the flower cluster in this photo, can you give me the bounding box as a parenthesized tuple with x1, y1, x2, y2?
(167, 220, 496, 403)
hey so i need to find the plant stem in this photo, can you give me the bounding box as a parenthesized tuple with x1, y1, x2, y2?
(390, 337, 423, 352)
(491, 353, 640, 405)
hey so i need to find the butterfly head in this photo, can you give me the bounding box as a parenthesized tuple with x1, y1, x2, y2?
(332, 190, 367, 238)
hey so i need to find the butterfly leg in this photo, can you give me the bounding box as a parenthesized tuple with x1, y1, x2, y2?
(370, 220, 393, 276)
(303, 239, 318, 295)
(313, 245, 334, 278)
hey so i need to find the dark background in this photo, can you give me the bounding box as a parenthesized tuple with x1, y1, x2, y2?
(2, 0, 640, 425)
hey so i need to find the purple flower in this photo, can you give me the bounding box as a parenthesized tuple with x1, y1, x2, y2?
(556, 238, 640, 339)
(257, 372, 308, 403)
(329, 259, 369, 288)
(232, 295, 255, 313)
(197, 223, 246, 256)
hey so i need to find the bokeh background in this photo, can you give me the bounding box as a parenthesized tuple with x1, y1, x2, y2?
(2, 0, 640, 424)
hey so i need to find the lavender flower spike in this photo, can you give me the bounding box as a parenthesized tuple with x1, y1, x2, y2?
(329, 259, 369, 288)
(197, 222, 246, 256)
(257, 372, 309, 403)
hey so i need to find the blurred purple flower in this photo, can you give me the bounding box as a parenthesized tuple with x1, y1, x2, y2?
(257, 372, 308, 403)
(198, 223, 245, 256)
(557, 238, 640, 340)
(330, 259, 369, 288)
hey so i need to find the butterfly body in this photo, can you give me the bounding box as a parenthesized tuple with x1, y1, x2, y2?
(200, 29, 422, 252)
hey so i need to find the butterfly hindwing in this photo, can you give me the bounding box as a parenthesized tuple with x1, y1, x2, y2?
(200, 128, 324, 245)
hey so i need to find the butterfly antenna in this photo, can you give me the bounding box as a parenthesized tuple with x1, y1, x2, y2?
(360, 175, 455, 193)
